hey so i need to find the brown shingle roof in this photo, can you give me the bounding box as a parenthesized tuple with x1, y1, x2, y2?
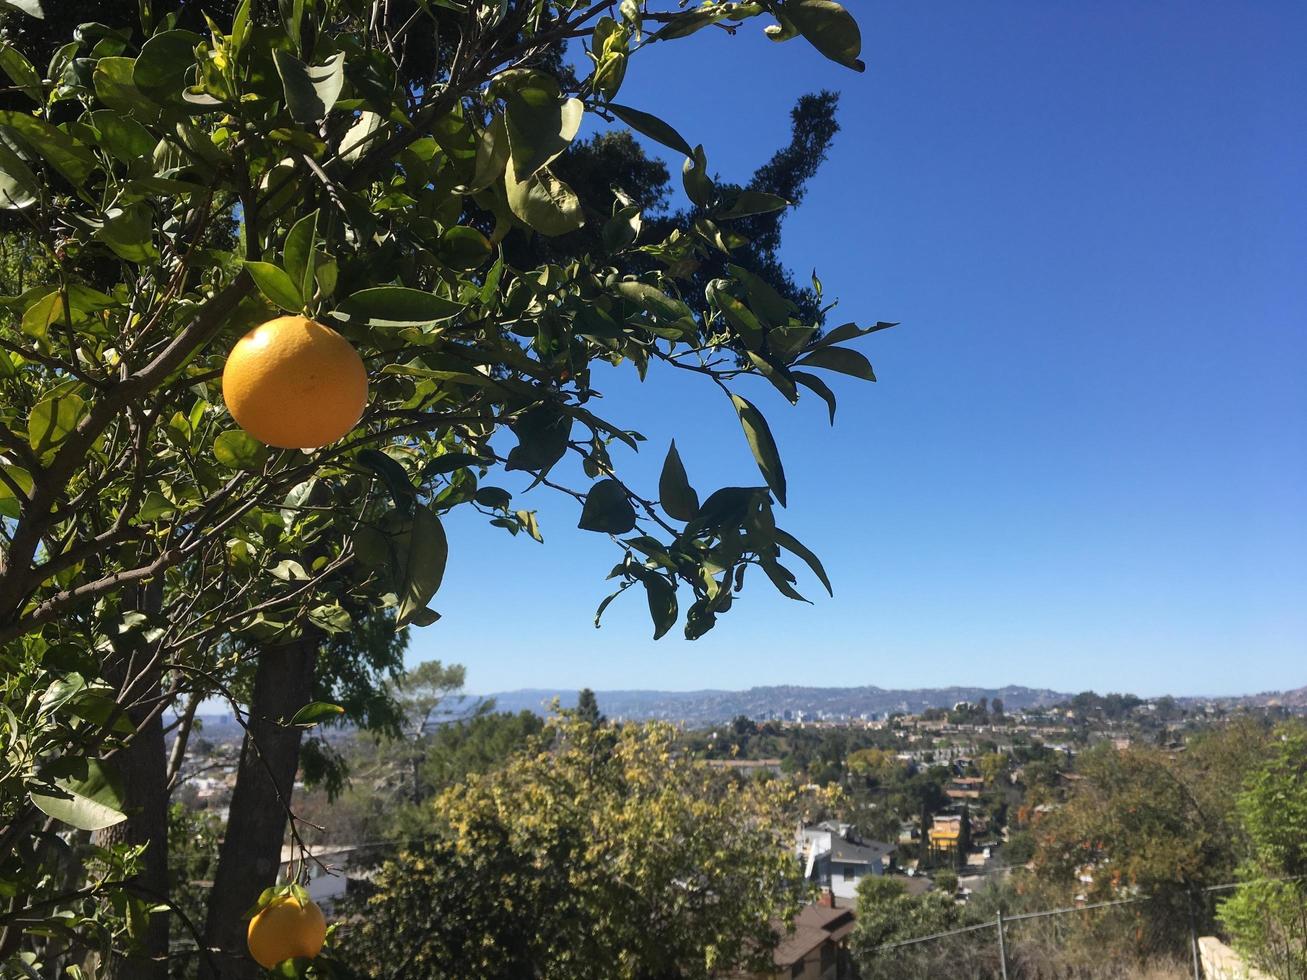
(772, 924, 830, 967)
(770, 903, 855, 967)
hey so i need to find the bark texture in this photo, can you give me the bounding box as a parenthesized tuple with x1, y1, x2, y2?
(95, 581, 169, 980)
(201, 637, 318, 980)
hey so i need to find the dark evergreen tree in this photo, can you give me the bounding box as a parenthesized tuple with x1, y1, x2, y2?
(576, 688, 604, 726)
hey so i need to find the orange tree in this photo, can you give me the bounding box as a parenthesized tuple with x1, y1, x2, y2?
(0, 0, 883, 975)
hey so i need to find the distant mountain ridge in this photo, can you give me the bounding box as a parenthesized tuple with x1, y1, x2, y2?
(482, 684, 1071, 724)
(1178, 685, 1307, 710)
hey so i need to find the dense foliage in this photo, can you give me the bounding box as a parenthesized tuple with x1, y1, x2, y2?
(0, 0, 875, 974)
(1218, 723, 1307, 978)
(339, 715, 819, 979)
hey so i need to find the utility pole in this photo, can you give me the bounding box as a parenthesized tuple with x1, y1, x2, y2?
(996, 910, 1010, 980)
(1188, 895, 1202, 980)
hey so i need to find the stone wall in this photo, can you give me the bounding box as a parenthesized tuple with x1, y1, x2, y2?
(1198, 937, 1270, 980)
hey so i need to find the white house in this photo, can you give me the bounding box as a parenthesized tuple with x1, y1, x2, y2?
(276, 844, 362, 910)
(797, 821, 894, 900)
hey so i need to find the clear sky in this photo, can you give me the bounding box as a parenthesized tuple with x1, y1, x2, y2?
(411, 1, 1307, 698)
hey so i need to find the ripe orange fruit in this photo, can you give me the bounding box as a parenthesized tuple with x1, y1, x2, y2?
(222, 315, 368, 449)
(246, 894, 327, 968)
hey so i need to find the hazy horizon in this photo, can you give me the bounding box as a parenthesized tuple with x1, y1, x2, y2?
(461, 678, 1302, 700)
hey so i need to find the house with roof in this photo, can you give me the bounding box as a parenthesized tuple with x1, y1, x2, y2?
(927, 812, 966, 853)
(276, 843, 370, 910)
(744, 899, 857, 980)
(797, 821, 894, 900)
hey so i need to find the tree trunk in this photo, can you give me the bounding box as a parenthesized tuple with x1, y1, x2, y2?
(95, 582, 169, 980)
(201, 636, 318, 980)
(166, 692, 201, 791)
(95, 707, 170, 979)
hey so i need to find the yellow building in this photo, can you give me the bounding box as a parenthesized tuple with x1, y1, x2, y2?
(928, 814, 964, 851)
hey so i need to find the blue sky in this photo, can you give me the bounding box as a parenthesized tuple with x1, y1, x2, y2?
(413, 1, 1306, 698)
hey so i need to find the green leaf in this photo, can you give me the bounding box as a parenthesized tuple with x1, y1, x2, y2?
(602, 204, 642, 253)
(654, 8, 728, 39)
(0, 43, 42, 103)
(594, 585, 628, 628)
(94, 57, 160, 120)
(283, 210, 319, 304)
(0, 1, 44, 19)
(422, 452, 491, 477)
(96, 203, 158, 263)
(811, 320, 898, 349)
(231, 0, 253, 57)
(28, 391, 85, 459)
(132, 30, 201, 102)
(69, 692, 135, 735)
(340, 109, 383, 164)
(682, 144, 713, 208)
(578, 479, 637, 534)
(395, 505, 449, 629)
(273, 49, 346, 123)
(0, 111, 96, 186)
(504, 93, 583, 179)
(718, 190, 788, 219)
(466, 112, 509, 193)
(438, 226, 493, 270)
(314, 254, 338, 299)
(20, 286, 110, 340)
(270, 559, 309, 581)
(792, 370, 837, 424)
(281, 478, 319, 525)
(795, 345, 876, 381)
(504, 406, 572, 473)
(761, 555, 810, 602)
(516, 509, 544, 543)
(20, 284, 115, 340)
(730, 394, 786, 507)
(708, 283, 764, 350)
(243, 260, 304, 313)
(214, 430, 269, 470)
(405, 607, 442, 627)
(640, 573, 678, 640)
(614, 281, 696, 336)
(287, 701, 345, 727)
(473, 486, 512, 510)
(0, 464, 32, 519)
(684, 486, 769, 537)
(358, 448, 415, 512)
(505, 162, 585, 237)
(335, 286, 465, 325)
(658, 441, 699, 522)
(783, 0, 865, 71)
(727, 263, 798, 328)
(39, 673, 87, 717)
(30, 758, 127, 832)
(744, 350, 798, 404)
(606, 103, 694, 159)
(774, 527, 832, 596)
(0, 139, 38, 209)
(86, 110, 155, 164)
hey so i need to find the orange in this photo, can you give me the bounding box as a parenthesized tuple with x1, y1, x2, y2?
(222, 315, 368, 449)
(246, 894, 327, 968)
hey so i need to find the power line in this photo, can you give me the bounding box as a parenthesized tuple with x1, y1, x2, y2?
(861, 874, 1307, 955)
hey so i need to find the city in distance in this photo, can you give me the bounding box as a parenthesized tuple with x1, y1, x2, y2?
(482, 683, 1307, 725)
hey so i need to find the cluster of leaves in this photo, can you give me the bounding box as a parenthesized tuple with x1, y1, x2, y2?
(0, 0, 878, 968)
(339, 713, 829, 979)
(1217, 723, 1307, 978)
(849, 875, 972, 980)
